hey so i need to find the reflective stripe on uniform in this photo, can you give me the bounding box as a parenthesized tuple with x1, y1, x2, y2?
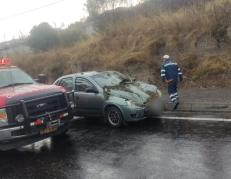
(170, 93, 178, 97)
(171, 97, 177, 102)
(164, 63, 178, 67)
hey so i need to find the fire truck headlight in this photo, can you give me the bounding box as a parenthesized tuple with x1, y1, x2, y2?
(15, 114, 25, 123)
(0, 108, 8, 126)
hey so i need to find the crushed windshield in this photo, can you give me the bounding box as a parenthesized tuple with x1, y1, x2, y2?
(92, 71, 131, 88)
(0, 68, 35, 89)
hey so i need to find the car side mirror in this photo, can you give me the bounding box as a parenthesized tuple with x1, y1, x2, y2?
(86, 87, 98, 93)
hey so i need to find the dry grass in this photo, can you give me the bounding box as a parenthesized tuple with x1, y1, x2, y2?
(12, 0, 231, 87)
(193, 55, 231, 79)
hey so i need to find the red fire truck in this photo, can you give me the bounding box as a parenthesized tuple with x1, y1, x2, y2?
(0, 58, 71, 150)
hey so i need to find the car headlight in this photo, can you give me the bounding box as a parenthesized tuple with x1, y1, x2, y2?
(0, 108, 8, 126)
(157, 89, 162, 97)
(126, 100, 132, 106)
(126, 100, 136, 106)
(15, 114, 25, 123)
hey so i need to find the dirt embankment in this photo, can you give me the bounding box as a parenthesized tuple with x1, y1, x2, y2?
(11, 0, 231, 88)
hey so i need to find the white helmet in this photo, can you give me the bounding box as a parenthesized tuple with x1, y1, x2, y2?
(163, 55, 170, 59)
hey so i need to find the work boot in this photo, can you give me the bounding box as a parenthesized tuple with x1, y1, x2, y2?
(173, 101, 179, 110)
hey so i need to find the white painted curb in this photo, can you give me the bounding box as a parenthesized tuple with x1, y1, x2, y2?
(159, 116, 231, 122)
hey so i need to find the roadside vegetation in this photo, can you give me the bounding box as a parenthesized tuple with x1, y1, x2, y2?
(11, 0, 231, 87)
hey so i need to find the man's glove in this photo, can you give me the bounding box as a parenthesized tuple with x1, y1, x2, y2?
(165, 79, 173, 84)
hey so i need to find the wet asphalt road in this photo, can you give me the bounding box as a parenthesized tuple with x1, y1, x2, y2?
(1, 118, 231, 179)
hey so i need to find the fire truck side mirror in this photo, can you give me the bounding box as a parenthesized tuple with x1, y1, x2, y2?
(36, 74, 48, 84)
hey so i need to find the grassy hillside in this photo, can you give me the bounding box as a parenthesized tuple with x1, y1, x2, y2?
(12, 0, 231, 88)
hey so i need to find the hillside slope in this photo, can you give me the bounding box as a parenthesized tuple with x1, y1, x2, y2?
(12, 0, 231, 88)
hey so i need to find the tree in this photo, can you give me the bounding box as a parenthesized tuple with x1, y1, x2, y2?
(86, 0, 128, 17)
(28, 23, 58, 52)
(86, 0, 104, 16)
(58, 22, 87, 47)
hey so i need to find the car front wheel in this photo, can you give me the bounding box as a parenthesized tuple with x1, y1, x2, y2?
(105, 106, 124, 128)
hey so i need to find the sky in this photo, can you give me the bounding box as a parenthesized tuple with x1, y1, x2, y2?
(0, 0, 87, 42)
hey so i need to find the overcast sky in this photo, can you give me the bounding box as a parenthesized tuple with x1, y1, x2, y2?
(0, 0, 87, 42)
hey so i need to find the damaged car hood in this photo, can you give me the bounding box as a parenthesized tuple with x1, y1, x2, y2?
(104, 81, 159, 105)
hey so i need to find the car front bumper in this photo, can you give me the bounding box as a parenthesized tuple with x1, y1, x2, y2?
(120, 106, 146, 122)
(120, 100, 164, 122)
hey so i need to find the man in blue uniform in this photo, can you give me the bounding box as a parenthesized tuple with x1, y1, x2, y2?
(161, 55, 183, 110)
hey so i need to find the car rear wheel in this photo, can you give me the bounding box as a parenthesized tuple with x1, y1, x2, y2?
(105, 106, 123, 128)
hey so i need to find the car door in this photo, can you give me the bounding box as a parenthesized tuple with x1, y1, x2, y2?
(56, 77, 75, 108)
(74, 77, 104, 117)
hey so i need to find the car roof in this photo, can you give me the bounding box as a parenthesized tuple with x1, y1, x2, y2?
(58, 71, 122, 80)
(59, 71, 99, 79)
(76, 71, 99, 77)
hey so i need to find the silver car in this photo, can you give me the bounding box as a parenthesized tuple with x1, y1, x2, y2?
(54, 71, 163, 127)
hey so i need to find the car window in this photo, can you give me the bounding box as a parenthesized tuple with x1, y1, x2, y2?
(75, 78, 94, 92)
(59, 77, 74, 92)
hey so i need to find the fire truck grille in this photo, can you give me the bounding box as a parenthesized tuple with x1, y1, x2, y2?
(26, 94, 67, 117)
(7, 93, 67, 124)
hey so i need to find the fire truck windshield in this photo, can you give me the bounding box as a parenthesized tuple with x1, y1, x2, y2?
(0, 68, 35, 89)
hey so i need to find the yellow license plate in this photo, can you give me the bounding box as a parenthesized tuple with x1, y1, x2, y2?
(40, 126, 58, 135)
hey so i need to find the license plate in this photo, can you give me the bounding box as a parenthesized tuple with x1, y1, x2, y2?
(40, 126, 58, 135)
(47, 119, 59, 127)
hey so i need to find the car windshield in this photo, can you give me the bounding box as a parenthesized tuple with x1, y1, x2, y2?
(91, 71, 131, 88)
(0, 68, 35, 89)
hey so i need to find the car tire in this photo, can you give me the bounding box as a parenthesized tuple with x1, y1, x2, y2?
(105, 106, 124, 128)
